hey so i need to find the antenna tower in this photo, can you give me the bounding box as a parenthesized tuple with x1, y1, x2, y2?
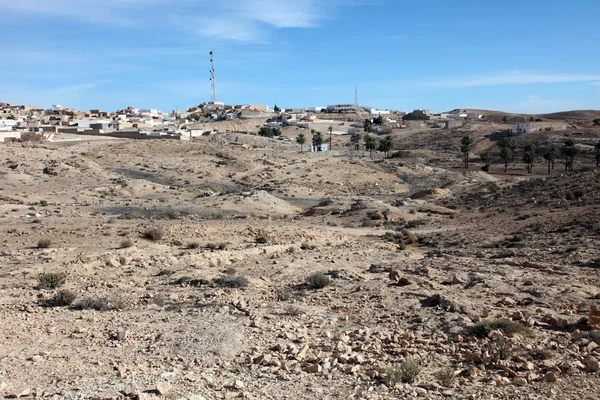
(209, 50, 217, 103)
(354, 86, 359, 109)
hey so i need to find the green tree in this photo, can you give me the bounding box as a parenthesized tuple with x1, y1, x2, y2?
(296, 133, 306, 153)
(364, 135, 377, 158)
(378, 135, 393, 158)
(273, 104, 281, 113)
(350, 132, 361, 150)
(543, 150, 556, 174)
(312, 131, 323, 147)
(595, 142, 600, 167)
(461, 135, 473, 169)
(373, 116, 384, 125)
(563, 139, 576, 171)
(523, 144, 535, 173)
(328, 126, 333, 150)
(498, 139, 510, 173)
(480, 151, 491, 171)
(363, 119, 373, 133)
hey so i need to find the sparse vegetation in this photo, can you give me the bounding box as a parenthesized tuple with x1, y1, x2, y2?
(37, 238, 52, 249)
(49, 289, 77, 307)
(468, 319, 532, 338)
(255, 236, 268, 244)
(120, 238, 133, 248)
(388, 357, 422, 385)
(213, 275, 249, 288)
(434, 367, 456, 388)
(142, 227, 164, 241)
(187, 241, 201, 249)
(306, 273, 331, 289)
(37, 272, 67, 289)
(71, 298, 110, 311)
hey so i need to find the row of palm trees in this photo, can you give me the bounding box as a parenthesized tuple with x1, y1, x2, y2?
(297, 130, 394, 157)
(462, 135, 600, 174)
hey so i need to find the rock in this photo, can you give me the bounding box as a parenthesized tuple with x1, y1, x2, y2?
(497, 297, 517, 307)
(233, 380, 244, 390)
(115, 329, 127, 341)
(106, 259, 120, 268)
(9, 388, 31, 398)
(366, 370, 379, 379)
(254, 354, 272, 365)
(388, 270, 400, 282)
(189, 396, 207, 400)
(303, 363, 321, 373)
(512, 378, 527, 386)
(584, 356, 600, 372)
(0, 382, 6, 392)
(511, 311, 524, 321)
(451, 275, 464, 285)
(589, 305, 600, 329)
(544, 372, 558, 382)
(156, 382, 171, 395)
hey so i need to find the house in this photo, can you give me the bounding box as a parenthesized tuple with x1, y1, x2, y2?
(326, 104, 357, 113)
(510, 123, 531, 134)
(310, 144, 329, 152)
(370, 108, 391, 116)
(308, 106, 325, 113)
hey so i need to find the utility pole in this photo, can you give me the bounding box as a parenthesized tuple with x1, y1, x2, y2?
(354, 85, 359, 110)
(209, 50, 217, 103)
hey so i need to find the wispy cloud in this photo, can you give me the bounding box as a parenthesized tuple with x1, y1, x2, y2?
(0, 0, 354, 42)
(422, 71, 600, 88)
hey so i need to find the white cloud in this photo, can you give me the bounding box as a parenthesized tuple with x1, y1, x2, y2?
(0, 0, 348, 41)
(422, 71, 600, 88)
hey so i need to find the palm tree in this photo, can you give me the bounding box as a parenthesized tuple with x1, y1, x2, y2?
(523, 144, 535, 173)
(547, 144, 557, 170)
(461, 135, 473, 169)
(480, 151, 491, 171)
(507, 138, 517, 158)
(364, 135, 377, 158)
(595, 142, 600, 167)
(543, 151, 556, 174)
(296, 133, 306, 153)
(350, 132, 361, 150)
(563, 139, 576, 171)
(363, 119, 372, 133)
(328, 126, 333, 150)
(498, 139, 510, 173)
(312, 131, 323, 147)
(378, 135, 393, 158)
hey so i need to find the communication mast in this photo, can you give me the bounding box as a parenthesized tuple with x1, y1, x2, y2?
(354, 86, 359, 109)
(209, 50, 217, 103)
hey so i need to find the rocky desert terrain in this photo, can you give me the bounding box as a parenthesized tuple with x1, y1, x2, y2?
(1, 117, 600, 400)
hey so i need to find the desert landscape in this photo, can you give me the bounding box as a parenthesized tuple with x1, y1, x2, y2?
(1, 112, 600, 399)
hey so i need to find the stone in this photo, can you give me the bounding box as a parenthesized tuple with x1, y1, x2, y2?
(156, 382, 171, 395)
(10, 388, 31, 398)
(512, 378, 527, 386)
(451, 275, 463, 284)
(0, 382, 6, 392)
(106, 259, 120, 268)
(115, 329, 127, 341)
(584, 356, 600, 372)
(544, 372, 558, 382)
(233, 380, 244, 390)
(303, 363, 321, 373)
(189, 396, 207, 400)
(589, 305, 600, 329)
(511, 311, 524, 321)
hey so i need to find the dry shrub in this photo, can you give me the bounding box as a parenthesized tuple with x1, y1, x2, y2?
(306, 273, 331, 290)
(37, 272, 67, 289)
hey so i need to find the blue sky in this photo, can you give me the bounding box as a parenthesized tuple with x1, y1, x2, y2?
(1, 0, 599, 113)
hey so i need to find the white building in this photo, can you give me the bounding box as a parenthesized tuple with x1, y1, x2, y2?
(308, 106, 325, 112)
(327, 104, 357, 113)
(510, 123, 531, 134)
(52, 105, 63, 111)
(370, 108, 391, 115)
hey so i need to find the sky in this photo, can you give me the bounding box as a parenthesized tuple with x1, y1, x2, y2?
(0, 0, 599, 114)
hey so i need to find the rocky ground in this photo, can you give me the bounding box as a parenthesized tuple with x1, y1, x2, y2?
(1, 123, 600, 399)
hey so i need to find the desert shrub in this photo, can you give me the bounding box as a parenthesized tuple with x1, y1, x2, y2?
(487, 336, 512, 360)
(530, 348, 553, 360)
(367, 210, 384, 220)
(120, 239, 133, 248)
(286, 246, 296, 254)
(255, 237, 268, 244)
(284, 305, 304, 316)
(218, 243, 228, 250)
(71, 298, 110, 311)
(300, 242, 317, 250)
(37, 272, 67, 289)
(468, 319, 531, 338)
(213, 275, 249, 288)
(37, 239, 52, 249)
(39, 200, 49, 206)
(225, 267, 238, 275)
(572, 189, 585, 198)
(434, 367, 456, 388)
(109, 295, 129, 311)
(142, 228, 164, 241)
(187, 242, 201, 249)
(160, 210, 180, 220)
(388, 357, 422, 385)
(49, 289, 77, 306)
(390, 150, 409, 158)
(306, 273, 331, 289)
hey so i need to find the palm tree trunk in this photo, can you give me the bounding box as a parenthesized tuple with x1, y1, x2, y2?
(504, 158, 508, 173)
(548, 161, 551, 174)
